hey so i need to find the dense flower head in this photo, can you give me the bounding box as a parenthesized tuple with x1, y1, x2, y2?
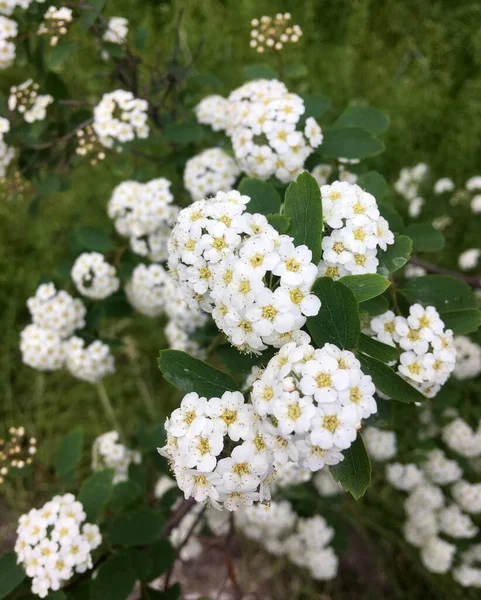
(71, 252, 120, 300)
(394, 163, 429, 217)
(0, 426, 37, 485)
(92, 431, 141, 484)
(0, 117, 14, 175)
(317, 181, 394, 279)
(184, 147, 240, 201)
(103, 16, 128, 44)
(250, 13, 303, 53)
(108, 178, 178, 261)
(168, 189, 321, 352)
(9, 79, 53, 123)
(20, 324, 65, 371)
(369, 304, 456, 398)
(27, 283, 86, 339)
(442, 418, 481, 458)
(93, 89, 149, 148)
(160, 338, 376, 510)
(64, 337, 115, 383)
(0, 0, 45, 16)
(15, 494, 101, 598)
(0, 15, 16, 68)
(363, 427, 397, 461)
(37, 6, 72, 46)
(196, 80, 322, 183)
(453, 336, 481, 380)
(458, 248, 480, 271)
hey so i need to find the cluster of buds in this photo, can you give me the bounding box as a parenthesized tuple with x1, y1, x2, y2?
(8, 80, 53, 123)
(76, 125, 106, 165)
(0, 427, 37, 484)
(37, 6, 73, 47)
(0, 169, 32, 202)
(250, 13, 303, 53)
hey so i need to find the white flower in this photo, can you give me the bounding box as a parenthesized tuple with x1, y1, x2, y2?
(64, 337, 115, 383)
(180, 420, 224, 472)
(71, 253, 119, 300)
(216, 441, 269, 493)
(363, 427, 397, 461)
(184, 148, 240, 201)
(304, 117, 323, 148)
(310, 403, 358, 450)
(103, 16, 128, 44)
(207, 391, 255, 442)
(459, 248, 481, 271)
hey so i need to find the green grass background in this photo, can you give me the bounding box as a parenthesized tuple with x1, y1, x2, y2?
(1, 1, 481, 596)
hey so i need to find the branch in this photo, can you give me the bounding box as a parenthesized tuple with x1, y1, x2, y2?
(410, 257, 481, 287)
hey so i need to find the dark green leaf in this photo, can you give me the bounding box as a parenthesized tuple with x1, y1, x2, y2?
(307, 277, 360, 349)
(0, 552, 25, 599)
(330, 435, 371, 499)
(243, 63, 278, 80)
(284, 171, 323, 263)
(78, 469, 115, 522)
(123, 548, 153, 581)
(79, 0, 105, 30)
(102, 42, 126, 58)
(321, 128, 385, 160)
(136, 423, 166, 452)
(378, 204, 404, 233)
(285, 63, 308, 79)
(332, 106, 390, 136)
(163, 122, 209, 145)
(239, 177, 281, 216)
(370, 398, 393, 427)
(267, 214, 291, 234)
(190, 72, 223, 88)
(158, 350, 237, 397)
(105, 507, 165, 546)
(108, 480, 142, 512)
(299, 94, 331, 120)
(405, 223, 445, 253)
(142, 584, 181, 599)
(146, 540, 176, 581)
(55, 428, 83, 478)
(90, 553, 136, 600)
(358, 353, 425, 403)
(401, 275, 477, 312)
(46, 43, 80, 70)
(73, 226, 115, 253)
(359, 295, 390, 316)
(357, 171, 388, 201)
(357, 334, 399, 363)
(378, 235, 412, 275)
(340, 274, 390, 303)
(134, 28, 149, 51)
(439, 309, 481, 334)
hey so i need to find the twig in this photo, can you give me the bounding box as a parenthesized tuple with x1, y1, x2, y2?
(95, 381, 125, 439)
(409, 256, 481, 287)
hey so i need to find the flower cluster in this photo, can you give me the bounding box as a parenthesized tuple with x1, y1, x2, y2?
(363, 427, 397, 462)
(442, 418, 481, 458)
(37, 6, 72, 46)
(0, 116, 14, 176)
(317, 181, 394, 278)
(0, 426, 37, 484)
(184, 147, 240, 201)
(0, 15, 16, 69)
(20, 325, 65, 372)
(369, 304, 456, 397)
(75, 124, 106, 165)
(394, 162, 428, 217)
(168, 190, 321, 352)
(249, 13, 302, 53)
(458, 248, 480, 271)
(15, 494, 101, 598)
(196, 79, 323, 182)
(0, 0, 45, 16)
(71, 252, 120, 300)
(64, 337, 115, 383)
(8, 80, 53, 123)
(108, 178, 178, 261)
(160, 337, 376, 510)
(93, 89, 149, 148)
(92, 431, 141, 484)
(236, 501, 338, 579)
(103, 16, 128, 44)
(453, 336, 481, 380)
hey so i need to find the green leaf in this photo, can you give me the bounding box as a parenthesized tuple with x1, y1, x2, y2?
(0, 552, 25, 599)
(108, 480, 142, 512)
(330, 435, 371, 499)
(102, 42, 126, 58)
(44, 72, 69, 100)
(357, 334, 399, 363)
(439, 309, 481, 334)
(284, 171, 323, 264)
(55, 428, 83, 478)
(123, 548, 153, 581)
(90, 553, 136, 600)
(378, 203, 404, 233)
(405, 223, 445, 253)
(332, 106, 390, 136)
(378, 235, 412, 275)
(359, 295, 390, 316)
(239, 177, 281, 216)
(163, 122, 209, 145)
(136, 422, 166, 452)
(358, 353, 425, 403)
(285, 63, 309, 79)
(307, 277, 360, 349)
(243, 63, 279, 80)
(78, 469, 115, 522)
(73, 226, 115, 253)
(299, 94, 331, 120)
(357, 171, 388, 201)
(46, 42, 80, 70)
(105, 507, 165, 546)
(146, 539, 176, 581)
(321, 127, 385, 160)
(340, 274, 390, 303)
(79, 0, 106, 30)
(401, 275, 477, 312)
(134, 28, 149, 51)
(158, 350, 237, 397)
(267, 214, 291, 234)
